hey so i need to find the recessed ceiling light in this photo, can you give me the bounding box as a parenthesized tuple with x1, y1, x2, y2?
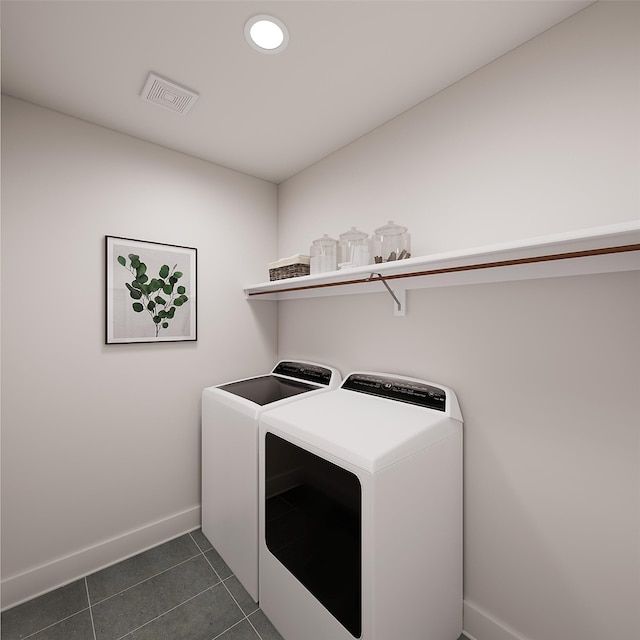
(244, 15, 289, 54)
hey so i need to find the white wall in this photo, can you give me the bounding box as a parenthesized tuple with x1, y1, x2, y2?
(0, 96, 278, 609)
(275, 3, 640, 640)
(279, 1, 639, 258)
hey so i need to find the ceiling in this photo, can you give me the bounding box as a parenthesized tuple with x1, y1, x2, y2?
(1, 0, 593, 183)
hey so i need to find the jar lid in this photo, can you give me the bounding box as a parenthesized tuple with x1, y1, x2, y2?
(312, 233, 338, 246)
(374, 220, 408, 236)
(339, 227, 368, 242)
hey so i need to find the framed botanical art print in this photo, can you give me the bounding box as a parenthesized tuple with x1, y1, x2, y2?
(106, 236, 197, 344)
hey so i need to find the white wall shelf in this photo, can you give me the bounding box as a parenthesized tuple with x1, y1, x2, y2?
(245, 222, 640, 309)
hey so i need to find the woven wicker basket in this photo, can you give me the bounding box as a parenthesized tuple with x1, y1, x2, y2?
(268, 255, 311, 281)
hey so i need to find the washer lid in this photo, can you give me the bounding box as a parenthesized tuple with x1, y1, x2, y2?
(260, 376, 462, 473)
(203, 361, 342, 415)
(217, 375, 315, 406)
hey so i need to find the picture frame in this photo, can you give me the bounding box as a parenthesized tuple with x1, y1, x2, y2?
(106, 236, 197, 344)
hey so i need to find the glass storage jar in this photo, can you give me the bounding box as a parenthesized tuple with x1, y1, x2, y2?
(338, 227, 370, 269)
(310, 234, 338, 274)
(372, 221, 411, 263)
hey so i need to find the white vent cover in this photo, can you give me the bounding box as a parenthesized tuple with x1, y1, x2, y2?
(140, 72, 199, 115)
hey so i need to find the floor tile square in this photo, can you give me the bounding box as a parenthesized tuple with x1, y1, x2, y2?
(124, 584, 244, 640)
(0, 579, 88, 640)
(91, 555, 218, 640)
(27, 609, 95, 640)
(87, 533, 200, 603)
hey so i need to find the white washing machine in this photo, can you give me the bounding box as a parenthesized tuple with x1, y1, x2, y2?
(202, 360, 341, 602)
(259, 372, 463, 640)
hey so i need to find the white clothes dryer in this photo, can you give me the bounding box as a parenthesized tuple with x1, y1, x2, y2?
(202, 360, 341, 602)
(259, 372, 463, 640)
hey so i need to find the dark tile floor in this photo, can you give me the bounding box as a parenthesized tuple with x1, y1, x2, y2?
(1, 528, 471, 640)
(1, 530, 283, 640)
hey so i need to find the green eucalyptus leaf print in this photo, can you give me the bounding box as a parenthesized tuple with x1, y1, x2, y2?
(117, 254, 189, 338)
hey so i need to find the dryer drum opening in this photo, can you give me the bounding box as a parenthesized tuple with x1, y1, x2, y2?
(265, 433, 362, 638)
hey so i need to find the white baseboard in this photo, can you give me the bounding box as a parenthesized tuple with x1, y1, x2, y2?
(1, 505, 201, 611)
(464, 600, 531, 640)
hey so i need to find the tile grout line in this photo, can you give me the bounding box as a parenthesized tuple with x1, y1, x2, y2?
(91, 537, 218, 639)
(84, 577, 98, 640)
(209, 616, 249, 640)
(109, 533, 228, 640)
(113, 584, 220, 640)
(188, 530, 210, 555)
(12, 607, 92, 640)
(219, 575, 264, 640)
(244, 609, 265, 640)
(90, 551, 203, 606)
(190, 531, 266, 640)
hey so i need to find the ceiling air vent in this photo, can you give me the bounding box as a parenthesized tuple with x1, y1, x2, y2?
(140, 72, 199, 115)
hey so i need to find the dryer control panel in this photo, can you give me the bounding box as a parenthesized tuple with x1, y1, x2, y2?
(342, 373, 446, 411)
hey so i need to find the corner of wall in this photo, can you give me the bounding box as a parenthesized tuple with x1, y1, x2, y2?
(464, 600, 531, 640)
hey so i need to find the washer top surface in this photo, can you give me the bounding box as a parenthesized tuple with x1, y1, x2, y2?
(218, 375, 315, 406)
(260, 372, 463, 473)
(203, 361, 342, 416)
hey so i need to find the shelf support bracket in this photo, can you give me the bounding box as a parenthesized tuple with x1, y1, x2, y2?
(368, 273, 406, 316)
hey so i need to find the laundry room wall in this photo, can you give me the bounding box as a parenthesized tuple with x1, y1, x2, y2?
(278, 1, 638, 256)
(0, 96, 278, 609)
(274, 4, 640, 640)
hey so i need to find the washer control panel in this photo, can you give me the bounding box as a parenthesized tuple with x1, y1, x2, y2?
(273, 361, 334, 386)
(342, 373, 446, 411)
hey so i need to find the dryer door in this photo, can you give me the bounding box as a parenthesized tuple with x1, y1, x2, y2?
(265, 433, 362, 638)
